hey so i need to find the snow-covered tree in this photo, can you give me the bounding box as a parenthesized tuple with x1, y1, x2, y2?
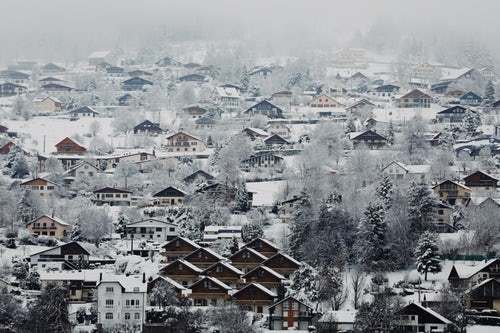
(288, 195, 313, 260)
(25, 271, 41, 290)
(316, 265, 346, 311)
(407, 182, 438, 235)
(461, 110, 481, 137)
(289, 264, 319, 308)
(234, 181, 250, 212)
(241, 223, 264, 243)
(414, 231, 442, 281)
(16, 190, 43, 225)
(9, 149, 30, 179)
(70, 223, 81, 241)
(78, 206, 113, 247)
(376, 177, 393, 209)
(150, 280, 178, 308)
(483, 80, 495, 106)
(346, 117, 356, 133)
(386, 121, 395, 145)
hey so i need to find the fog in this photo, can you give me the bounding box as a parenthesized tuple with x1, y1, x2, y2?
(0, 0, 499, 64)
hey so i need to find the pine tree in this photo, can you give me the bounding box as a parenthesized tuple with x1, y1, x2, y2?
(234, 181, 249, 212)
(241, 223, 263, 243)
(461, 110, 481, 137)
(70, 223, 81, 241)
(10, 151, 30, 178)
(229, 237, 239, 254)
(407, 182, 438, 236)
(387, 121, 395, 145)
(356, 201, 392, 272)
(346, 117, 356, 134)
(115, 211, 129, 238)
(289, 264, 319, 307)
(16, 190, 38, 225)
(415, 231, 442, 281)
(483, 80, 495, 106)
(25, 271, 41, 290)
(240, 72, 250, 92)
(289, 196, 313, 260)
(376, 177, 393, 209)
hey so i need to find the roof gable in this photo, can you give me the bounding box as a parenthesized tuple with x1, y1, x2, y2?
(153, 186, 186, 198)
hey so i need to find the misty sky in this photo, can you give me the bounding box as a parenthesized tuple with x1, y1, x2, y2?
(0, 0, 499, 64)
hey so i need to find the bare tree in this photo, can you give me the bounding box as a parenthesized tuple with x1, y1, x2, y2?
(351, 269, 367, 309)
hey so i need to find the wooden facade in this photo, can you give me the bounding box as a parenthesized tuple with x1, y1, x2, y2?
(161, 236, 200, 262)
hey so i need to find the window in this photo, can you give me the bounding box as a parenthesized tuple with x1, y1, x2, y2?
(105, 299, 114, 308)
(170, 227, 175, 232)
(134, 313, 140, 320)
(156, 227, 162, 232)
(105, 313, 113, 320)
(125, 313, 130, 320)
(135, 299, 140, 307)
(106, 287, 114, 293)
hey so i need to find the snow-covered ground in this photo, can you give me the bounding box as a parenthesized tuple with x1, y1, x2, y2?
(246, 180, 288, 207)
(467, 325, 500, 333)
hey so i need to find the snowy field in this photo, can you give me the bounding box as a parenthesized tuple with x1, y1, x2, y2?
(246, 180, 288, 207)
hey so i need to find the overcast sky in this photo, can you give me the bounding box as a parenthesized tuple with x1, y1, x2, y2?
(0, 0, 498, 64)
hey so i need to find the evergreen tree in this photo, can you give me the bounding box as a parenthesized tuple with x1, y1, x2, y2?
(288, 195, 314, 260)
(5, 237, 16, 249)
(240, 72, 250, 91)
(16, 190, 41, 225)
(25, 271, 41, 290)
(234, 181, 249, 212)
(70, 223, 81, 241)
(376, 176, 393, 209)
(241, 223, 263, 243)
(289, 264, 319, 308)
(387, 121, 395, 145)
(483, 80, 495, 106)
(10, 151, 30, 178)
(407, 182, 438, 235)
(345, 117, 356, 134)
(356, 201, 392, 272)
(115, 211, 129, 238)
(461, 109, 481, 137)
(229, 237, 239, 254)
(415, 231, 442, 281)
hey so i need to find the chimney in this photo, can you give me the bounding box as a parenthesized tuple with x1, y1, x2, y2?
(142, 272, 146, 283)
(99, 272, 102, 282)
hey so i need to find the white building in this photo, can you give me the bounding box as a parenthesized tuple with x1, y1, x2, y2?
(96, 274, 147, 332)
(125, 218, 178, 243)
(381, 161, 430, 182)
(213, 86, 240, 112)
(203, 225, 242, 243)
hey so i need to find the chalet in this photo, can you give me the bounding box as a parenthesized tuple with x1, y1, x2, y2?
(55, 137, 87, 155)
(128, 70, 152, 77)
(233, 283, 277, 314)
(41, 83, 73, 92)
(202, 225, 242, 243)
(118, 93, 134, 106)
(264, 134, 290, 146)
(161, 236, 200, 263)
(0, 141, 17, 154)
(266, 121, 291, 138)
(395, 303, 453, 333)
(147, 275, 188, 303)
(229, 247, 268, 273)
(372, 84, 400, 97)
(248, 66, 273, 78)
(183, 247, 225, 269)
(182, 105, 208, 119)
(0, 82, 26, 97)
(349, 130, 388, 149)
(213, 86, 240, 111)
(431, 68, 483, 94)
(262, 252, 301, 278)
(243, 238, 280, 258)
(277, 196, 305, 223)
(26, 215, 70, 239)
(241, 152, 283, 170)
(178, 73, 208, 83)
(478, 197, 500, 211)
(434, 202, 454, 231)
(195, 115, 216, 129)
(163, 131, 206, 153)
(133, 120, 162, 135)
(381, 161, 430, 182)
(39, 269, 100, 302)
(268, 296, 315, 331)
(39, 76, 64, 85)
(41, 63, 65, 73)
(105, 66, 125, 77)
(201, 261, 244, 288)
(448, 259, 500, 289)
(242, 127, 269, 140)
(152, 186, 185, 206)
(156, 56, 182, 67)
(346, 72, 369, 89)
(345, 99, 375, 113)
(397, 89, 431, 108)
(244, 100, 285, 119)
(463, 171, 498, 190)
(183, 170, 215, 186)
(99, 151, 156, 169)
(63, 161, 99, 185)
(0, 70, 29, 84)
(460, 91, 482, 106)
(33, 96, 64, 113)
(121, 77, 153, 91)
(20, 177, 58, 198)
(465, 278, 500, 311)
(125, 218, 178, 243)
(93, 187, 132, 206)
(436, 105, 472, 123)
(29, 241, 90, 270)
(432, 180, 471, 206)
(308, 94, 343, 108)
(160, 259, 203, 287)
(188, 276, 232, 307)
(68, 106, 99, 118)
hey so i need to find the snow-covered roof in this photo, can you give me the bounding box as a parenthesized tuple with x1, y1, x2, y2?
(233, 282, 276, 298)
(440, 67, 472, 81)
(27, 214, 70, 227)
(244, 265, 285, 280)
(190, 276, 232, 291)
(215, 86, 240, 98)
(244, 127, 269, 137)
(164, 259, 203, 274)
(265, 252, 301, 267)
(411, 303, 453, 325)
(152, 275, 186, 290)
(230, 246, 268, 261)
(98, 273, 147, 293)
(204, 261, 244, 276)
(161, 236, 200, 250)
(450, 259, 499, 279)
(89, 51, 111, 59)
(319, 310, 357, 323)
(126, 218, 177, 228)
(39, 269, 105, 282)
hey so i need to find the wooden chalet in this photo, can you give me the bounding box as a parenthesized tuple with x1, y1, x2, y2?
(308, 94, 343, 108)
(201, 261, 244, 288)
(432, 180, 471, 206)
(465, 278, 500, 311)
(68, 106, 99, 118)
(244, 100, 285, 119)
(232, 283, 277, 314)
(152, 186, 185, 206)
(160, 259, 203, 287)
(263, 252, 301, 278)
(463, 171, 498, 190)
(243, 238, 280, 258)
(183, 170, 215, 185)
(395, 303, 453, 333)
(29, 241, 90, 270)
(460, 91, 482, 106)
(54, 137, 87, 155)
(242, 266, 285, 293)
(229, 247, 268, 273)
(161, 236, 200, 262)
(349, 130, 388, 149)
(188, 276, 232, 306)
(242, 127, 270, 140)
(0, 82, 27, 97)
(92, 187, 132, 206)
(436, 105, 472, 123)
(448, 259, 500, 289)
(268, 296, 315, 331)
(121, 77, 153, 91)
(241, 152, 283, 170)
(264, 134, 291, 146)
(397, 89, 431, 108)
(133, 120, 163, 135)
(183, 247, 225, 269)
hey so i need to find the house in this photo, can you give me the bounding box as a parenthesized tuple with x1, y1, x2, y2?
(118, 93, 135, 106)
(121, 77, 153, 91)
(397, 89, 431, 108)
(26, 215, 71, 239)
(93, 187, 132, 206)
(182, 105, 209, 119)
(431, 68, 483, 94)
(372, 84, 400, 97)
(229, 247, 268, 274)
(183, 170, 215, 186)
(39, 269, 101, 302)
(460, 91, 483, 106)
(432, 180, 471, 206)
(163, 131, 206, 153)
(264, 134, 290, 146)
(244, 100, 285, 119)
(381, 161, 430, 182)
(345, 99, 375, 113)
(96, 274, 147, 332)
(266, 121, 291, 138)
(183, 247, 225, 269)
(20, 177, 58, 198)
(160, 259, 203, 287)
(308, 94, 343, 108)
(0, 141, 17, 155)
(349, 130, 388, 149)
(0, 82, 27, 97)
(463, 171, 498, 190)
(188, 276, 232, 306)
(395, 303, 453, 333)
(201, 261, 244, 288)
(436, 105, 473, 123)
(318, 310, 356, 332)
(133, 120, 162, 135)
(213, 86, 240, 111)
(41, 63, 65, 73)
(33, 96, 64, 113)
(448, 258, 500, 289)
(161, 236, 200, 263)
(233, 283, 277, 314)
(241, 152, 283, 170)
(195, 115, 216, 129)
(69, 106, 99, 118)
(243, 238, 280, 258)
(202, 225, 242, 243)
(41, 83, 73, 93)
(243, 266, 285, 294)
(63, 161, 99, 185)
(434, 201, 454, 228)
(29, 241, 90, 270)
(147, 275, 188, 304)
(346, 72, 369, 89)
(106, 66, 126, 77)
(128, 70, 152, 77)
(262, 252, 301, 278)
(0, 70, 29, 84)
(268, 296, 315, 331)
(125, 219, 178, 243)
(277, 196, 305, 223)
(179, 73, 208, 83)
(99, 152, 156, 169)
(155, 56, 182, 67)
(39, 76, 64, 86)
(89, 51, 112, 66)
(242, 127, 270, 140)
(55, 137, 87, 155)
(152, 186, 186, 206)
(465, 278, 500, 311)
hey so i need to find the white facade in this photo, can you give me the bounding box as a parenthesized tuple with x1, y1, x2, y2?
(125, 219, 178, 243)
